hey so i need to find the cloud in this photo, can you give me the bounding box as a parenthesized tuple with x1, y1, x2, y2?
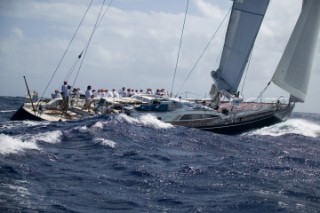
(12, 27, 24, 39)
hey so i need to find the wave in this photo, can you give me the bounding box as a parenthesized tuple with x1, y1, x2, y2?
(116, 114, 174, 129)
(91, 121, 104, 130)
(22, 120, 50, 127)
(0, 120, 50, 130)
(7, 183, 31, 197)
(93, 137, 116, 148)
(0, 130, 62, 155)
(0, 134, 39, 155)
(0, 110, 16, 113)
(0, 120, 50, 131)
(30, 130, 63, 144)
(248, 118, 320, 138)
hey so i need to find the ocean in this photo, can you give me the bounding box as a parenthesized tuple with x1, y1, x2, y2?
(0, 96, 319, 212)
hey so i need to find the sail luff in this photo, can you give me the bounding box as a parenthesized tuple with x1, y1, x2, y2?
(211, 0, 270, 93)
(272, 0, 320, 103)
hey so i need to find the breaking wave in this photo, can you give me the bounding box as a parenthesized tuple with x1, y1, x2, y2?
(0, 134, 39, 155)
(116, 113, 174, 129)
(93, 138, 117, 148)
(0, 130, 62, 155)
(248, 118, 320, 138)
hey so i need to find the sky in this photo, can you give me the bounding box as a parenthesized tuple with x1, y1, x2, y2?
(0, 0, 319, 113)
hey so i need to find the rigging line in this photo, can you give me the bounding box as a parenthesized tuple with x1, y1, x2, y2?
(239, 50, 253, 98)
(72, 0, 113, 88)
(97, 0, 114, 28)
(170, 0, 190, 97)
(65, 52, 82, 81)
(68, 0, 114, 86)
(39, 0, 94, 100)
(256, 81, 271, 102)
(176, 6, 232, 95)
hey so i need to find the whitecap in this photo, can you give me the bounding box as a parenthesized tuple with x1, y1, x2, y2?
(92, 121, 104, 130)
(0, 110, 16, 113)
(138, 114, 174, 129)
(248, 119, 320, 138)
(117, 113, 139, 124)
(33, 130, 62, 144)
(0, 134, 39, 155)
(117, 113, 173, 129)
(0, 123, 17, 130)
(73, 125, 88, 132)
(7, 184, 31, 197)
(94, 137, 116, 148)
(22, 120, 49, 127)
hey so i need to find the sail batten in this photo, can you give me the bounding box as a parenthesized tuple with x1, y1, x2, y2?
(212, 0, 270, 93)
(272, 0, 320, 103)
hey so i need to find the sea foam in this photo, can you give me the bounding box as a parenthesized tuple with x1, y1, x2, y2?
(138, 114, 174, 129)
(0, 130, 62, 155)
(92, 121, 104, 130)
(94, 137, 116, 148)
(249, 119, 320, 138)
(0, 134, 39, 155)
(117, 113, 173, 129)
(32, 130, 63, 144)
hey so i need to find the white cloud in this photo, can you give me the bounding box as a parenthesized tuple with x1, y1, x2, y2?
(12, 27, 24, 39)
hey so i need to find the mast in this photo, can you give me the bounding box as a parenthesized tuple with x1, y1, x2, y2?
(211, 0, 270, 93)
(271, 0, 320, 103)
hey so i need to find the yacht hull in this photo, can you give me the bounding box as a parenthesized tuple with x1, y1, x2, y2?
(10, 103, 87, 122)
(170, 103, 294, 135)
(10, 105, 44, 121)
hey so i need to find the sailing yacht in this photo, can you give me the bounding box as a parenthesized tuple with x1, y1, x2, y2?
(125, 0, 320, 134)
(11, 0, 319, 135)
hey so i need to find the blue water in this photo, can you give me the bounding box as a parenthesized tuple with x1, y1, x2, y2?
(1, 96, 320, 212)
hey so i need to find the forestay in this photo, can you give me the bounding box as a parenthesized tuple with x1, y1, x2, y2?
(211, 0, 270, 93)
(272, 0, 320, 103)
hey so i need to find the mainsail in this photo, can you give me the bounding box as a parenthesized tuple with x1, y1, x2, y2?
(211, 0, 270, 93)
(272, 0, 320, 103)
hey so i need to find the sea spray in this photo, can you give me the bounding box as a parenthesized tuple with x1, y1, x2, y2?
(0, 134, 39, 155)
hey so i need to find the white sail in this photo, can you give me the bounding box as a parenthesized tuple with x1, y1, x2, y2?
(272, 0, 320, 103)
(211, 0, 270, 93)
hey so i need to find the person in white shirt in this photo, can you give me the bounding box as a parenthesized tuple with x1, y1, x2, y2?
(52, 90, 62, 99)
(85, 85, 93, 111)
(61, 81, 68, 99)
(65, 85, 72, 111)
(61, 81, 71, 111)
(105, 89, 114, 98)
(119, 87, 126, 97)
(96, 89, 104, 99)
(112, 89, 120, 98)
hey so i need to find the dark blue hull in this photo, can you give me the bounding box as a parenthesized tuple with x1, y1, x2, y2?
(10, 105, 44, 121)
(169, 103, 295, 135)
(198, 105, 294, 135)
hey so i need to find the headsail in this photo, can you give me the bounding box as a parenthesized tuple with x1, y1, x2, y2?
(272, 0, 320, 103)
(211, 0, 270, 93)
